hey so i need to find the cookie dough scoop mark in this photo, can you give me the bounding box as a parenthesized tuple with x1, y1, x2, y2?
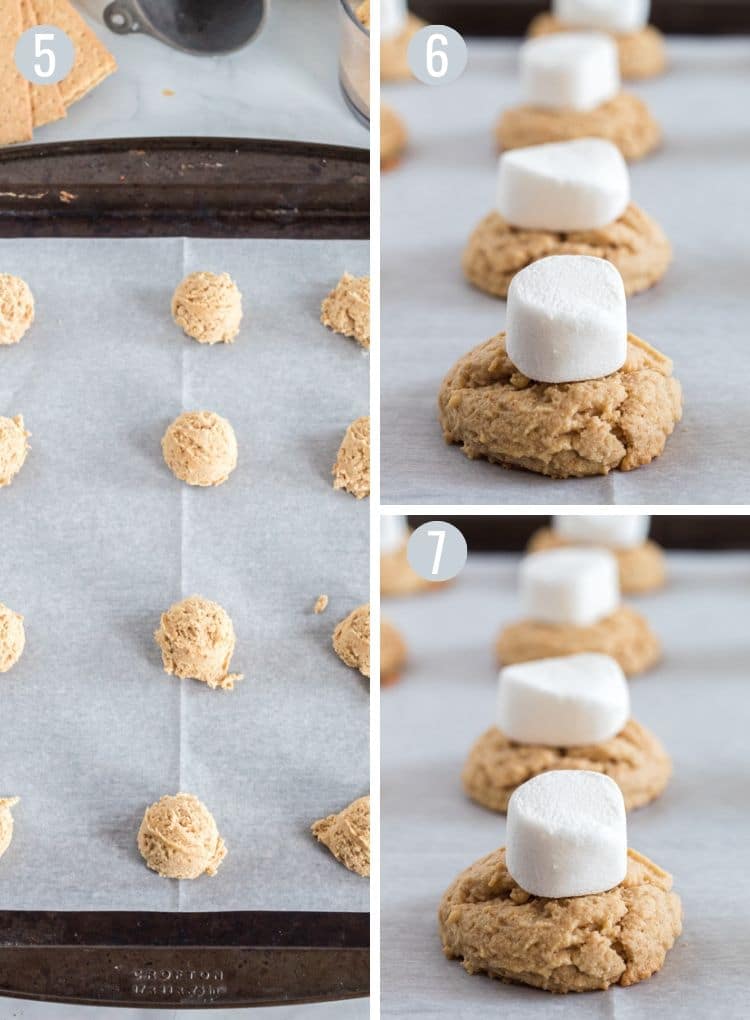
(155, 595, 243, 690)
(172, 271, 243, 344)
(0, 797, 20, 859)
(138, 793, 226, 879)
(312, 795, 370, 877)
(333, 603, 370, 678)
(333, 416, 370, 499)
(0, 275, 34, 345)
(0, 602, 25, 673)
(162, 410, 238, 487)
(0, 415, 30, 488)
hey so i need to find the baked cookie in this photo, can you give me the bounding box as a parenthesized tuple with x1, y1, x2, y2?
(381, 105, 408, 171)
(438, 847, 682, 992)
(438, 333, 682, 479)
(496, 92, 661, 162)
(528, 14, 667, 80)
(462, 718, 671, 813)
(528, 527, 666, 594)
(496, 605, 661, 677)
(381, 617, 407, 687)
(463, 203, 671, 299)
(382, 13, 425, 81)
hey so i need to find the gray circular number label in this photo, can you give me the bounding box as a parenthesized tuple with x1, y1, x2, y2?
(408, 25, 468, 86)
(15, 26, 75, 86)
(407, 521, 467, 582)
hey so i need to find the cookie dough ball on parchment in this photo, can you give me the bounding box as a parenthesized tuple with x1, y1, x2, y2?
(171, 271, 243, 344)
(0, 415, 30, 488)
(0, 276, 34, 345)
(0, 797, 20, 859)
(320, 273, 370, 349)
(162, 410, 237, 487)
(312, 795, 370, 877)
(333, 603, 370, 678)
(155, 595, 243, 690)
(138, 793, 226, 879)
(0, 602, 25, 673)
(333, 416, 370, 499)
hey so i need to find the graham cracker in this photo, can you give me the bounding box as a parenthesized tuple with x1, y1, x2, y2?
(31, 0, 117, 107)
(20, 0, 67, 128)
(0, 0, 33, 145)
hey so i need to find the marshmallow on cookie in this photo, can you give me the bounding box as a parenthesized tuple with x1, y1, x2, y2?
(496, 33, 661, 161)
(495, 547, 661, 676)
(529, 0, 667, 81)
(462, 652, 672, 812)
(439, 769, 682, 993)
(529, 514, 666, 593)
(463, 138, 671, 298)
(380, 0, 425, 81)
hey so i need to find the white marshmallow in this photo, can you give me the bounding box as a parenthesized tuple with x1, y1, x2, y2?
(553, 0, 650, 34)
(506, 770, 628, 898)
(505, 255, 627, 383)
(520, 33, 620, 112)
(380, 0, 408, 40)
(381, 515, 409, 555)
(520, 547, 620, 626)
(497, 139, 630, 232)
(497, 653, 630, 746)
(553, 514, 650, 549)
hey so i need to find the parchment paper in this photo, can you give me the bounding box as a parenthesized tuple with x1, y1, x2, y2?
(0, 236, 369, 913)
(381, 39, 750, 504)
(382, 549, 750, 1018)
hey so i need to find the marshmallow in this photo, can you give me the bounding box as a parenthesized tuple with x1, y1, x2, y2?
(554, 514, 650, 550)
(553, 0, 650, 34)
(497, 653, 630, 746)
(506, 770, 628, 897)
(381, 515, 409, 555)
(520, 33, 620, 112)
(381, 0, 408, 40)
(497, 139, 630, 232)
(520, 547, 620, 626)
(505, 255, 627, 383)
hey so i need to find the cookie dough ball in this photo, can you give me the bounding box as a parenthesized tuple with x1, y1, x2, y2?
(381, 105, 408, 171)
(0, 276, 34, 346)
(355, 1, 369, 28)
(381, 618, 407, 687)
(171, 271, 242, 344)
(333, 603, 370, 678)
(0, 602, 25, 673)
(333, 416, 370, 499)
(312, 795, 370, 877)
(0, 797, 19, 859)
(162, 410, 238, 487)
(155, 595, 242, 690)
(321, 273, 370, 349)
(138, 793, 226, 879)
(0, 415, 30, 488)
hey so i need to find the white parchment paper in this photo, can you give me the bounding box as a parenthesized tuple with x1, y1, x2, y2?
(0, 236, 369, 913)
(381, 550, 750, 1018)
(381, 39, 750, 504)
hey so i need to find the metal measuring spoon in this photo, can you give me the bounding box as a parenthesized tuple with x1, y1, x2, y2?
(103, 0, 267, 55)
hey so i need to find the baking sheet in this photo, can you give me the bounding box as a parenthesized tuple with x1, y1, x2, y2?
(0, 236, 369, 913)
(381, 39, 750, 504)
(381, 549, 750, 1017)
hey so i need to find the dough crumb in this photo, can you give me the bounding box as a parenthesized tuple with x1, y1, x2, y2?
(0, 275, 34, 345)
(138, 793, 226, 879)
(0, 415, 30, 488)
(333, 416, 370, 499)
(312, 795, 370, 877)
(321, 273, 370, 349)
(155, 595, 243, 690)
(172, 271, 242, 344)
(0, 797, 20, 859)
(0, 602, 25, 673)
(314, 594, 329, 614)
(333, 603, 370, 678)
(162, 410, 238, 487)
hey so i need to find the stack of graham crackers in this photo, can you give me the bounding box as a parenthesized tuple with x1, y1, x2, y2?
(1, 0, 117, 146)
